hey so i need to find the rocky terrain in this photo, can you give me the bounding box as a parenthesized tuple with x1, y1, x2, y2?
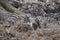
(0, 0, 60, 40)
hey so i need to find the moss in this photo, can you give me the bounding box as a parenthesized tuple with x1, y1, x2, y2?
(4, 5, 24, 15)
(0, 2, 25, 15)
(0, 4, 1, 6)
(0, 2, 15, 12)
(14, 10, 25, 15)
(0, 3, 13, 13)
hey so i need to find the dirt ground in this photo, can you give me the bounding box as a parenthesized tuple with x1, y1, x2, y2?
(0, 0, 60, 40)
(0, 22, 60, 40)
